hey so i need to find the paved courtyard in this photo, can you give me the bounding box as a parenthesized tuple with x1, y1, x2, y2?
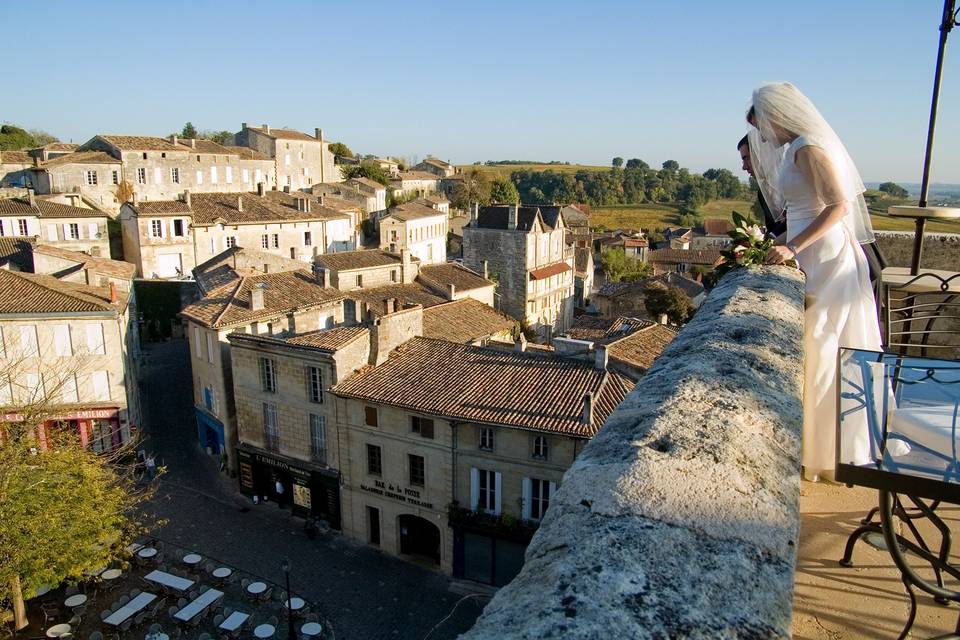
(137, 339, 486, 640)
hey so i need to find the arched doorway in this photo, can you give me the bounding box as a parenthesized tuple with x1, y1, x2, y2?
(398, 514, 441, 564)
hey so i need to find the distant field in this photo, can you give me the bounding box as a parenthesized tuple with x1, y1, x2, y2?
(457, 163, 608, 179)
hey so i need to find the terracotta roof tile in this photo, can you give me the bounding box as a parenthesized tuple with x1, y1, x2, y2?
(0, 197, 106, 219)
(180, 270, 343, 329)
(648, 248, 723, 266)
(333, 337, 635, 436)
(285, 326, 369, 351)
(193, 247, 306, 294)
(248, 126, 317, 142)
(315, 250, 405, 272)
(347, 177, 385, 191)
(39, 151, 119, 168)
(0, 269, 127, 314)
(135, 192, 347, 225)
(702, 218, 735, 236)
(0, 237, 34, 271)
(384, 202, 447, 222)
(396, 171, 440, 181)
(348, 283, 445, 316)
(418, 263, 493, 293)
(606, 323, 677, 372)
(31, 244, 136, 280)
(177, 139, 232, 154)
(36, 143, 79, 152)
(422, 299, 516, 343)
(95, 135, 183, 151)
(0, 151, 32, 164)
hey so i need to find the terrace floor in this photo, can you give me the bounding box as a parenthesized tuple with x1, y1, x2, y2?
(794, 480, 960, 639)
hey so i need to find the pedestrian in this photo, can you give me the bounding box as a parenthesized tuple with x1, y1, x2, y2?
(145, 453, 157, 481)
(275, 478, 286, 508)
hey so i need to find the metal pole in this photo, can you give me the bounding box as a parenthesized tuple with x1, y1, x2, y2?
(912, 0, 957, 274)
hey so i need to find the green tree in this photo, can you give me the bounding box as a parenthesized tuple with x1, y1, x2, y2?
(612, 157, 624, 168)
(489, 177, 520, 204)
(342, 160, 392, 186)
(878, 182, 909, 199)
(0, 125, 40, 150)
(450, 167, 491, 209)
(644, 284, 694, 324)
(662, 160, 680, 172)
(180, 122, 198, 139)
(27, 129, 59, 147)
(329, 142, 354, 158)
(197, 130, 234, 145)
(600, 248, 651, 283)
(626, 158, 648, 170)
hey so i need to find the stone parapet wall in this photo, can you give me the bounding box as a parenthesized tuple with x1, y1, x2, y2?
(874, 230, 959, 271)
(461, 266, 806, 639)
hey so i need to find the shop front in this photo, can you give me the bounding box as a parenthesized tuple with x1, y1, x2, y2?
(194, 407, 225, 455)
(2, 407, 123, 452)
(236, 445, 341, 529)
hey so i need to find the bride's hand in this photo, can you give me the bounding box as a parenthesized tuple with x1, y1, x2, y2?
(765, 245, 796, 265)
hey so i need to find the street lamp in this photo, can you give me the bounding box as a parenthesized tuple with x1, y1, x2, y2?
(280, 558, 295, 640)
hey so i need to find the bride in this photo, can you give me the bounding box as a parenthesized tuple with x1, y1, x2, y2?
(747, 82, 881, 481)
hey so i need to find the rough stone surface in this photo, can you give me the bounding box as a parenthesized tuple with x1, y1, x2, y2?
(460, 266, 806, 639)
(874, 230, 959, 271)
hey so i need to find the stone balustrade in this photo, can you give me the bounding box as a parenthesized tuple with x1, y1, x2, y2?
(461, 266, 806, 639)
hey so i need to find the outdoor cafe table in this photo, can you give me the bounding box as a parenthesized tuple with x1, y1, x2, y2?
(104, 592, 157, 626)
(218, 611, 250, 632)
(300, 622, 322, 637)
(137, 547, 158, 559)
(46, 623, 71, 638)
(212, 567, 232, 579)
(253, 624, 275, 639)
(182, 553, 202, 566)
(64, 594, 87, 608)
(245, 581, 267, 595)
(101, 568, 123, 581)
(145, 570, 194, 591)
(174, 588, 223, 623)
(283, 597, 305, 611)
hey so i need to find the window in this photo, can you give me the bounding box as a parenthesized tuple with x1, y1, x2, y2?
(390, 269, 397, 283)
(225, 166, 232, 184)
(154, 167, 162, 184)
(532, 435, 549, 460)
(172, 219, 185, 237)
(53, 324, 72, 356)
(408, 454, 425, 487)
(225, 236, 237, 248)
(284, 153, 291, 167)
(112, 170, 120, 185)
(203, 385, 216, 413)
(150, 220, 163, 238)
(0, 220, 4, 236)
(85, 170, 98, 186)
(24, 372, 43, 401)
(171, 167, 180, 183)
(242, 169, 249, 184)
(356, 274, 362, 287)
(205, 332, 215, 362)
(17, 219, 28, 236)
(19, 325, 38, 357)
(271, 234, 279, 248)
(263, 402, 278, 451)
(91, 371, 110, 401)
(471, 468, 500, 514)
(286, 175, 291, 187)
(479, 427, 494, 451)
(410, 416, 434, 439)
(259, 357, 276, 393)
(88, 222, 99, 238)
(364, 406, 378, 427)
(67, 223, 80, 240)
(61, 373, 79, 404)
(255, 169, 262, 184)
(309, 414, 326, 463)
(261, 234, 269, 249)
(86, 323, 105, 354)
(304, 231, 312, 246)
(305, 366, 325, 403)
(366, 444, 382, 475)
(210, 166, 218, 184)
(196, 170, 204, 185)
(524, 478, 556, 521)
(367, 506, 380, 546)
(137, 168, 147, 184)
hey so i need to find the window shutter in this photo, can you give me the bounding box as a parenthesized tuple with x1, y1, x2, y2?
(53, 324, 71, 356)
(46, 224, 58, 241)
(62, 223, 71, 239)
(206, 333, 215, 362)
(494, 472, 502, 515)
(193, 326, 202, 358)
(470, 468, 479, 510)
(522, 477, 532, 520)
(91, 371, 110, 401)
(86, 323, 105, 355)
(88, 222, 99, 238)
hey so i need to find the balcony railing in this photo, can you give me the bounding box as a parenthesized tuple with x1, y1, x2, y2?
(264, 432, 279, 452)
(462, 266, 806, 638)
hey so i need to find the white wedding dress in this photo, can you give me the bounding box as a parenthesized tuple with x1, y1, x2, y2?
(781, 136, 882, 481)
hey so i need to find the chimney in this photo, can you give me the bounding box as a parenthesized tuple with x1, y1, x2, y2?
(283, 185, 291, 193)
(257, 182, 265, 197)
(33, 155, 41, 167)
(595, 345, 608, 370)
(83, 267, 95, 285)
(470, 202, 479, 223)
(315, 266, 327, 287)
(251, 283, 267, 311)
(446, 283, 456, 300)
(241, 122, 248, 130)
(318, 194, 325, 206)
(481, 260, 489, 280)
(237, 196, 243, 213)
(262, 124, 270, 134)
(184, 190, 191, 208)
(515, 334, 527, 353)
(315, 128, 323, 141)
(170, 134, 178, 146)
(262, 263, 269, 274)
(507, 204, 518, 230)
(659, 313, 669, 325)
(385, 298, 395, 314)
(109, 282, 118, 304)
(189, 138, 196, 149)
(305, 198, 311, 213)
(132, 191, 139, 205)
(581, 392, 594, 426)
(28, 189, 36, 208)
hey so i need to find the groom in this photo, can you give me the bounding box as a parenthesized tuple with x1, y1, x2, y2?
(737, 134, 885, 288)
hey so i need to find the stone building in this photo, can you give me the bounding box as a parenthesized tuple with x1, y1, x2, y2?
(344, 177, 387, 214)
(0, 195, 111, 257)
(120, 190, 358, 279)
(593, 272, 705, 319)
(29, 151, 124, 211)
(0, 151, 33, 188)
(389, 171, 440, 200)
(647, 248, 722, 275)
(378, 202, 448, 264)
(690, 218, 735, 249)
(232, 124, 339, 191)
(0, 268, 141, 451)
(412, 157, 456, 178)
(463, 204, 575, 342)
(180, 263, 345, 472)
(30, 244, 136, 292)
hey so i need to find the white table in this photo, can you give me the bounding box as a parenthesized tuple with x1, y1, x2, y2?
(145, 570, 194, 591)
(182, 553, 202, 565)
(46, 623, 71, 638)
(246, 581, 267, 595)
(64, 594, 87, 608)
(137, 547, 158, 559)
(283, 596, 305, 611)
(101, 568, 123, 581)
(146, 634, 168, 640)
(174, 588, 223, 622)
(212, 567, 232, 579)
(218, 611, 250, 632)
(104, 592, 156, 626)
(300, 622, 322, 637)
(253, 623, 275, 639)
(125, 542, 144, 554)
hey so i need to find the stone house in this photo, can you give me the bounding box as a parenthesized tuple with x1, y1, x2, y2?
(232, 124, 339, 191)
(690, 218, 735, 249)
(180, 265, 345, 473)
(389, 171, 440, 200)
(0, 268, 142, 452)
(370, 157, 400, 177)
(412, 157, 456, 178)
(120, 190, 358, 279)
(0, 195, 111, 256)
(30, 244, 136, 292)
(593, 272, 705, 319)
(463, 204, 575, 342)
(378, 202, 448, 264)
(417, 195, 450, 216)
(0, 151, 34, 188)
(648, 248, 722, 275)
(30, 151, 124, 211)
(344, 177, 387, 214)
(27, 143, 79, 162)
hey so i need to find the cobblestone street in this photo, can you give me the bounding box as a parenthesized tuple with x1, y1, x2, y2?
(137, 339, 486, 640)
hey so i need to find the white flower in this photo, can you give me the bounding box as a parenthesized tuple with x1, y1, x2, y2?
(747, 225, 765, 242)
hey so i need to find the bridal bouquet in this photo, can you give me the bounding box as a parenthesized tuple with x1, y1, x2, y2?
(714, 211, 778, 278)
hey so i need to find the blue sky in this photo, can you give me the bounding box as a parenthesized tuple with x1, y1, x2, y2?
(4, 0, 958, 183)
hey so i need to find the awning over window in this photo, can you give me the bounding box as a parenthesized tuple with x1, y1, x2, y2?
(529, 262, 571, 280)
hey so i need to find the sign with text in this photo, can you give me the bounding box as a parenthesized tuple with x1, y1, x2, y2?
(360, 479, 434, 510)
